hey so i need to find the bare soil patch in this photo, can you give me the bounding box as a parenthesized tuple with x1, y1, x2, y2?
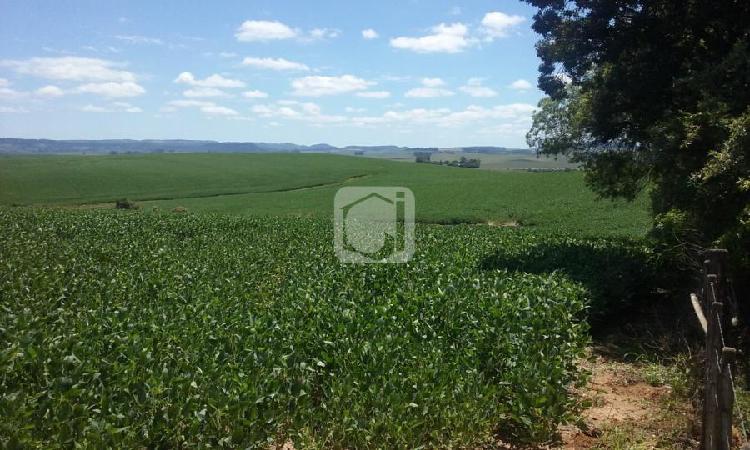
(558, 353, 696, 449)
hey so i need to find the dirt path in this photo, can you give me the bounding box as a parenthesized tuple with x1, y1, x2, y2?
(558, 354, 697, 449)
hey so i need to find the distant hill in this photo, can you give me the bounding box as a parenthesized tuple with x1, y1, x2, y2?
(0, 138, 534, 155)
(0, 139, 296, 154)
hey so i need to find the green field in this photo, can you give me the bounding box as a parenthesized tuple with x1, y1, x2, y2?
(0, 152, 655, 447)
(0, 209, 600, 448)
(0, 153, 648, 236)
(364, 151, 580, 171)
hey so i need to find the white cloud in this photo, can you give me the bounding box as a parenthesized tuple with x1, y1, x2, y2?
(252, 100, 346, 124)
(81, 102, 141, 113)
(362, 28, 379, 39)
(240, 98, 536, 133)
(81, 45, 120, 54)
(0, 79, 26, 99)
(509, 79, 533, 91)
(115, 35, 164, 45)
(404, 78, 453, 98)
(35, 85, 65, 97)
(481, 12, 525, 39)
(183, 87, 229, 98)
(249, 104, 273, 115)
(390, 23, 472, 53)
(242, 90, 269, 99)
(75, 81, 145, 97)
(291, 74, 374, 97)
(1, 57, 136, 82)
(242, 56, 309, 71)
(350, 103, 536, 130)
(356, 91, 391, 99)
(405, 87, 454, 98)
(113, 102, 142, 112)
(200, 105, 238, 116)
(421, 77, 445, 87)
(252, 104, 298, 118)
(235, 20, 298, 42)
(308, 28, 340, 40)
(0, 88, 25, 99)
(162, 99, 238, 116)
(439, 103, 536, 126)
(0, 63, 144, 99)
(174, 72, 245, 88)
(167, 99, 214, 108)
(459, 78, 498, 97)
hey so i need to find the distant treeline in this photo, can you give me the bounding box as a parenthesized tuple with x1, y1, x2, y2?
(0, 139, 335, 154)
(414, 152, 481, 168)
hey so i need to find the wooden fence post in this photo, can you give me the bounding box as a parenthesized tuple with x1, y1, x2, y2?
(703, 249, 730, 450)
(720, 347, 737, 449)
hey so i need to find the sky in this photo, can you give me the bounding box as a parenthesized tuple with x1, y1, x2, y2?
(0, 0, 546, 148)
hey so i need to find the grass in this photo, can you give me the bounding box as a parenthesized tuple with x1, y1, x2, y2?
(639, 355, 693, 398)
(0, 153, 650, 236)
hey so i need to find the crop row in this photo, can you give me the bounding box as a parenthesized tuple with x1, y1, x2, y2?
(0, 209, 591, 448)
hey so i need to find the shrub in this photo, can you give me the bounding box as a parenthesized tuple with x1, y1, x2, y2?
(115, 198, 138, 209)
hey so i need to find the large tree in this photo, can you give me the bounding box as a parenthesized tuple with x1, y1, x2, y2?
(524, 0, 750, 285)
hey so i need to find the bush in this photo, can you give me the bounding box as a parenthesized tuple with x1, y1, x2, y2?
(480, 234, 666, 324)
(115, 198, 138, 209)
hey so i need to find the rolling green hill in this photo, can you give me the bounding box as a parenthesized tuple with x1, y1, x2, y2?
(0, 153, 649, 235)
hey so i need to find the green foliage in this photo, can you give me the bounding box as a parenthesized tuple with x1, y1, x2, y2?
(480, 235, 658, 323)
(640, 355, 693, 399)
(527, 88, 652, 201)
(0, 208, 591, 448)
(114, 198, 138, 210)
(441, 157, 481, 168)
(526, 92, 587, 159)
(523, 0, 750, 287)
(413, 151, 432, 163)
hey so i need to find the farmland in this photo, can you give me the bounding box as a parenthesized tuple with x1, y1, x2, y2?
(0, 153, 649, 235)
(364, 150, 580, 171)
(0, 153, 655, 447)
(0, 209, 598, 447)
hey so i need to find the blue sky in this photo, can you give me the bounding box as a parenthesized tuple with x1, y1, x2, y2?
(0, 0, 545, 147)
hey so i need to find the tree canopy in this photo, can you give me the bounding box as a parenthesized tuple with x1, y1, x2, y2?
(524, 0, 750, 280)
